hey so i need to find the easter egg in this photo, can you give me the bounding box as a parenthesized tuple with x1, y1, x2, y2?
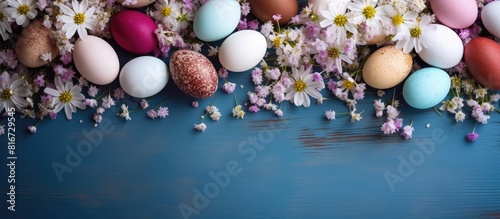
(430, 0, 477, 29)
(481, 1, 500, 38)
(73, 36, 120, 85)
(193, 0, 241, 42)
(365, 34, 387, 45)
(417, 24, 463, 69)
(403, 67, 451, 109)
(249, 0, 299, 25)
(308, 0, 334, 16)
(219, 30, 267, 72)
(116, 0, 155, 8)
(169, 50, 218, 98)
(15, 19, 59, 68)
(110, 10, 158, 55)
(362, 45, 413, 89)
(464, 37, 500, 90)
(119, 56, 169, 98)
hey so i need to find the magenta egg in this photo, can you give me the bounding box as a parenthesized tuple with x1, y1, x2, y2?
(110, 10, 158, 55)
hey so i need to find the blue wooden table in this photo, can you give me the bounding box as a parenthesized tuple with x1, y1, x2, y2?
(2, 1, 500, 217)
(2, 61, 500, 218)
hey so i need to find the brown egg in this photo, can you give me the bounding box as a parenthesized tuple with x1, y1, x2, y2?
(15, 19, 59, 68)
(169, 50, 218, 98)
(362, 45, 413, 89)
(249, 0, 299, 25)
(464, 37, 500, 90)
(116, 0, 155, 8)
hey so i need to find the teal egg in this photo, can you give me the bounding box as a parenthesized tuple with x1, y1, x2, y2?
(403, 67, 451, 109)
(193, 0, 241, 42)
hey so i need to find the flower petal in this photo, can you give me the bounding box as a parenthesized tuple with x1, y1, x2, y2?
(44, 87, 61, 97)
(64, 105, 72, 120)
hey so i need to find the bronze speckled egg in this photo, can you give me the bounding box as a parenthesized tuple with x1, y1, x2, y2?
(15, 19, 59, 68)
(249, 0, 299, 25)
(169, 50, 218, 98)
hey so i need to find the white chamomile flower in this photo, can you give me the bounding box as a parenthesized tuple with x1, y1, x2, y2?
(0, 71, 30, 113)
(0, 1, 13, 41)
(6, 0, 37, 27)
(348, 0, 390, 36)
(384, 4, 418, 35)
(153, 0, 182, 31)
(319, 0, 358, 45)
(285, 66, 325, 107)
(59, 0, 97, 39)
(393, 14, 436, 53)
(44, 76, 86, 120)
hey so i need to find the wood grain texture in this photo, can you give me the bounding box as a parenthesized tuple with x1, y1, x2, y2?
(2, 1, 500, 218)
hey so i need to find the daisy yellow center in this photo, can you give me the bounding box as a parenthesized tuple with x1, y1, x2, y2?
(362, 6, 376, 19)
(294, 80, 307, 92)
(334, 15, 347, 27)
(327, 48, 340, 58)
(343, 79, 356, 90)
(162, 6, 172, 16)
(392, 14, 403, 25)
(74, 13, 85, 25)
(17, 4, 30, 15)
(410, 26, 422, 38)
(445, 101, 455, 109)
(452, 77, 461, 87)
(273, 37, 281, 47)
(1, 88, 13, 100)
(59, 91, 72, 103)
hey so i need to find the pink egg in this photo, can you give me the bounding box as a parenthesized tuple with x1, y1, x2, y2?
(110, 10, 158, 55)
(430, 0, 478, 29)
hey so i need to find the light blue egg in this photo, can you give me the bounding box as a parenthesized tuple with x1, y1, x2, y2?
(403, 67, 451, 109)
(193, 0, 241, 42)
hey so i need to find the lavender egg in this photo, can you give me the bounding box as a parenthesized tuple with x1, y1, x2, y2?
(169, 50, 218, 98)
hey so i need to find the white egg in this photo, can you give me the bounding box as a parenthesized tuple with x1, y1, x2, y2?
(482, 1, 500, 38)
(417, 24, 463, 69)
(119, 56, 169, 98)
(219, 30, 267, 72)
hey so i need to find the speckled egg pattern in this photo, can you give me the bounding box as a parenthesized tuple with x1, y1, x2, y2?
(169, 50, 218, 98)
(15, 19, 59, 68)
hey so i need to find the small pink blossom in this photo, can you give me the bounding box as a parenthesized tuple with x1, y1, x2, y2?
(113, 88, 125, 100)
(87, 85, 99, 97)
(140, 99, 149, 109)
(401, 125, 414, 140)
(222, 82, 236, 94)
(249, 105, 260, 112)
(192, 101, 199, 108)
(157, 106, 169, 118)
(28, 126, 37, 133)
(147, 109, 158, 119)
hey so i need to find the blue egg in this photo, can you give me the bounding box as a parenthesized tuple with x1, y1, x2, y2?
(193, 0, 241, 42)
(403, 67, 451, 109)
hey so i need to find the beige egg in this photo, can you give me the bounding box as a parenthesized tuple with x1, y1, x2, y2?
(365, 34, 387, 45)
(116, 0, 155, 8)
(362, 45, 412, 89)
(15, 19, 59, 68)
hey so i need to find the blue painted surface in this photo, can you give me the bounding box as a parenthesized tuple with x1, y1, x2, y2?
(2, 2, 500, 219)
(2, 67, 500, 218)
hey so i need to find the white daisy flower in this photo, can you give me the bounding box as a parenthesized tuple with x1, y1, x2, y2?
(6, 0, 37, 27)
(44, 76, 86, 120)
(0, 71, 30, 113)
(323, 41, 353, 74)
(392, 14, 435, 53)
(153, 0, 182, 31)
(59, 0, 97, 39)
(384, 4, 418, 35)
(285, 66, 325, 107)
(319, 0, 358, 45)
(0, 1, 13, 41)
(348, 0, 390, 36)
